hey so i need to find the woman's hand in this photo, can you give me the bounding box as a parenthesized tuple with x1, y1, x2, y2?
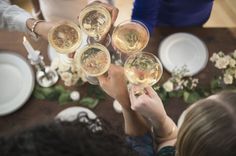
(98, 64, 131, 110)
(129, 86, 167, 123)
(88, 1, 119, 24)
(26, 18, 56, 40)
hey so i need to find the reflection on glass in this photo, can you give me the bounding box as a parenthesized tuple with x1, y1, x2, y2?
(48, 21, 82, 54)
(79, 4, 111, 42)
(112, 20, 150, 63)
(75, 43, 111, 84)
(124, 52, 163, 87)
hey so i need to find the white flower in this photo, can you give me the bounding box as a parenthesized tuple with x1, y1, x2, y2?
(64, 80, 73, 87)
(223, 74, 233, 84)
(225, 68, 235, 75)
(60, 72, 73, 81)
(232, 69, 236, 79)
(70, 91, 80, 101)
(218, 51, 225, 57)
(58, 62, 70, 72)
(233, 50, 236, 59)
(215, 57, 229, 69)
(210, 53, 220, 62)
(71, 66, 78, 73)
(50, 58, 60, 70)
(192, 78, 199, 84)
(191, 78, 199, 89)
(183, 80, 189, 87)
(71, 75, 80, 85)
(229, 58, 236, 67)
(163, 81, 174, 92)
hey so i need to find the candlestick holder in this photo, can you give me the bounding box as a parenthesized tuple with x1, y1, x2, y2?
(28, 53, 59, 87)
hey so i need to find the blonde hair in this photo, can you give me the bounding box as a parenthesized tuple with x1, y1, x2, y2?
(176, 91, 236, 156)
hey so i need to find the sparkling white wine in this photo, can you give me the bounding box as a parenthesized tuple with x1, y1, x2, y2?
(112, 20, 149, 54)
(79, 5, 111, 41)
(48, 22, 82, 54)
(75, 43, 111, 77)
(124, 52, 163, 86)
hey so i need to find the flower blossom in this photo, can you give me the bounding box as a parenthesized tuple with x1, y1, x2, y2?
(163, 81, 174, 92)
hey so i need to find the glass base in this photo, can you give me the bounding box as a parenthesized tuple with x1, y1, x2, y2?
(36, 66, 59, 87)
(86, 76, 99, 85)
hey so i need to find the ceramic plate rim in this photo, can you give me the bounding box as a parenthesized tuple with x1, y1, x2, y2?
(158, 32, 208, 76)
(0, 52, 34, 116)
(55, 106, 97, 122)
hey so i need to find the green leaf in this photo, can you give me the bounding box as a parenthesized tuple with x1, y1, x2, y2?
(87, 84, 106, 100)
(54, 85, 66, 93)
(210, 78, 221, 90)
(169, 90, 183, 98)
(59, 92, 72, 105)
(184, 91, 201, 104)
(33, 89, 45, 100)
(40, 87, 59, 100)
(156, 87, 168, 102)
(183, 91, 190, 103)
(80, 97, 99, 109)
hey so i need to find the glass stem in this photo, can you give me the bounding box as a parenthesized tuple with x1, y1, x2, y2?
(36, 62, 50, 80)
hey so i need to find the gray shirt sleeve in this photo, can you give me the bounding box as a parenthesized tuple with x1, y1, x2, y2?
(0, 0, 32, 33)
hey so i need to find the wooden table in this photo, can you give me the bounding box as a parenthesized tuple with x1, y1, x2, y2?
(0, 28, 235, 136)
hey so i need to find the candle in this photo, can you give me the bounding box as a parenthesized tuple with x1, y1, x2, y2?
(23, 36, 39, 61)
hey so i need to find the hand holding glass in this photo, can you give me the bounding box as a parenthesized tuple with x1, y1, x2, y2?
(124, 52, 163, 95)
(75, 43, 111, 85)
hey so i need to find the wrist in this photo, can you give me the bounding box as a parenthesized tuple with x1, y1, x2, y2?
(148, 110, 167, 125)
(26, 18, 44, 40)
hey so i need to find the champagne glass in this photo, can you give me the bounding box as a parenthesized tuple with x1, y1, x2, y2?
(112, 20, 150, 64)
(48, 21, 83, 86)
(78, 3, 112, 44)
(74, 43, 111, 85)
(48, 21, 82, 54)
(124, 52, 163, 95)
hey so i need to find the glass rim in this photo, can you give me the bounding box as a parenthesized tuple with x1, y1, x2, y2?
(78, 5, 112, 39)
(74, 43, 111, 77)
(124, 52, 163, 86)
(111, 19, 150, 53)
(48, 21, 82, 54)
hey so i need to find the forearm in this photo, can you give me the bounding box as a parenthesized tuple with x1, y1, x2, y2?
(117, 92, 149, 136)
(153, 116, 178, 139)
(149, 115, 178, 148)
(122, 108, 149, 136)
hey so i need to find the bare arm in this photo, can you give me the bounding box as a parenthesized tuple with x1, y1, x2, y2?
(129, 86, 178, 150)
(98, 65, 149, 136)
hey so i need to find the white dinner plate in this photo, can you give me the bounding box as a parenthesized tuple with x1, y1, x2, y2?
(56, 106, 97, 122)
(159, 33, 208, 76)
(0, 52, 34, 116)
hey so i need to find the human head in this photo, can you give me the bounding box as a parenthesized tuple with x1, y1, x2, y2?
(0, 113, 136, 156)
(176, 91, 236, 156)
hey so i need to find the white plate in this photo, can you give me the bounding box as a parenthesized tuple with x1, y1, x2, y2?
(0, 52, 34, 116)
(159, 33, 208, 76)
(56, 106, 97, 122)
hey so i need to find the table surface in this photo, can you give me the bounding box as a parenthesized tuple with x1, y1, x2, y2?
(0, 28, 236, 136)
